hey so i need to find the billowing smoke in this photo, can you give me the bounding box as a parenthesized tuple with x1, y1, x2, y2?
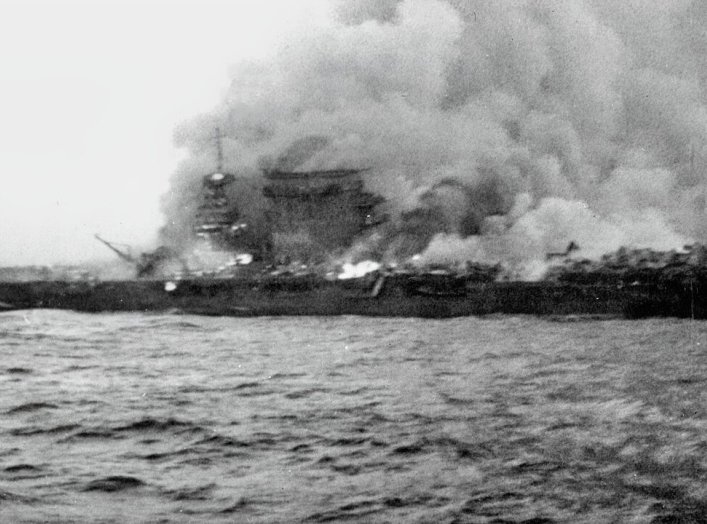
(259, 135, 330, 172)
(161, 0, 707, 276)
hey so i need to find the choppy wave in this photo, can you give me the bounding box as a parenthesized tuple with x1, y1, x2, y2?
(0, 311, 705, 522)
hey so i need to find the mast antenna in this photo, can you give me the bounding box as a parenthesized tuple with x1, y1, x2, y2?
(215, 127, 224, 172)
(690, 142, 705, 215)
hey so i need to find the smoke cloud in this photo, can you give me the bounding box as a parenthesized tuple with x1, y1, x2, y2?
(161, 0, 707, 274)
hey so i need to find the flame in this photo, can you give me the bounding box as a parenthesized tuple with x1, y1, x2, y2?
(338, 260, 381, 280)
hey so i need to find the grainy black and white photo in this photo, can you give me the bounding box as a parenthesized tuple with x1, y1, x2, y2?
(1, 0, 706, 522)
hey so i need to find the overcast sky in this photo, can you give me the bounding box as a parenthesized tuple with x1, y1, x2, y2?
(0, 0, 326, 265)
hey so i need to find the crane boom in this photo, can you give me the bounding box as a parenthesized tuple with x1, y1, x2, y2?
(94, 234, 136, 263)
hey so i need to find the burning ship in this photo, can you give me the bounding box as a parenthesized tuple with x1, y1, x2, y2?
(4, 2, 707, 319)
(1, 130, 706, 319)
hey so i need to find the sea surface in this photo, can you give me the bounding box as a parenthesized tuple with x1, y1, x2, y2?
(0, 311, 705, 523)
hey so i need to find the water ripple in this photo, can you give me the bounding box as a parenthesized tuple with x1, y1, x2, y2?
(0, 312, 704, 523)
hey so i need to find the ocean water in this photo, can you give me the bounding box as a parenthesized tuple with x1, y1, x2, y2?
(0, 311, 705, 523)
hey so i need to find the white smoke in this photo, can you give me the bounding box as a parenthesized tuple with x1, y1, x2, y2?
(162, 0, 707, 275)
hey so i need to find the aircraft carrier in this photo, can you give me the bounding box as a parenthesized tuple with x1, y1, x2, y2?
(1, 131, 706, 319)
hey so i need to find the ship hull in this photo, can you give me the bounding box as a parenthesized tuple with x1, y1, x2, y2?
(0, 276, 704, 319)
